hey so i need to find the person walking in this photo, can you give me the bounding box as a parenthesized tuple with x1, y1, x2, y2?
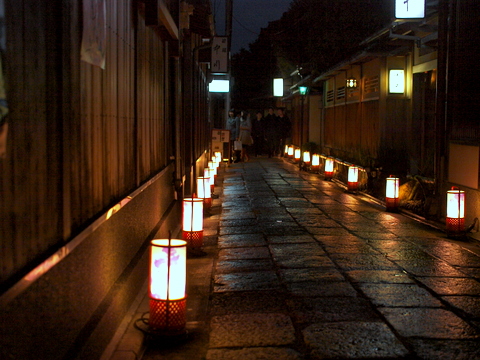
(238, 110, 253, 162)
(264, 107, 278, 157)
(226, 109, 240, 163)
(251, 110, 266, 156)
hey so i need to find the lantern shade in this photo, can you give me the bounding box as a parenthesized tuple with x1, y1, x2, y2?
(288, 146, 294, 158)
(149, 239, 187, 332)
(284, 145, 289, 155)
(150, 239, 187, 301)
(446, 188, 465, 233)
(182, 197, 204, 248)
(294, 148, 301, 161)
(197, 177, 212, 208)
(214, 151, 222, 163)
(348, 166, 359, 191)
(385, 176, 400, 211)
(324, 157, 334, 180)
(311, 154, 320, 171)
(303, 151, 311, 163)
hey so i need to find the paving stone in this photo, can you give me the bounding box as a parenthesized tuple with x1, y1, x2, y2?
(346, 270, 415, 284)
(279, 268, 345, 283)
(274, 255, 335, 269)
(417, 276, 480, 295)
(409, 339, 480, 360)
(323, 243, 379, 255)
(209, 291, 288, 316)
(288, 297, 380, 323)
(303, 322, 409, 359)
(287, 281, 358, 297)
(269, 243, 326, 257)
(308, 227, 352, 236)
(220, 218, 258, 227)
(219, 225, 262, 235)
(267, 235, 316, 244)
(442, 296, 480, 318)
(209, 313, 296, 348)
(218, 233, 267, 248)
(358, 283, 443, 307)
(394, 259, 470, 277)
(380, 308, 480, 339)
(216, 259, 274, 274)
(206, 347, 303, 360)
(350, 231, 400, 240)
(330, 254, 399, 271)
(218, 246, 271, 261)
(214, 271, 280, 292)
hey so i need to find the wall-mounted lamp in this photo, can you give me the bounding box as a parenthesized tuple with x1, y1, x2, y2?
(149, 238, 187, 334)
(389, 69, 405, 94)
(385, 176, 400, 212)
(298, 86, 309, 96)
(348, 166, 359, 192)
(446, 187, 465, 234)
(346, 78, 357, 89)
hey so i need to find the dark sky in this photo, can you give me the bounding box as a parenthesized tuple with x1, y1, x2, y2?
(213, 0, 293, 54)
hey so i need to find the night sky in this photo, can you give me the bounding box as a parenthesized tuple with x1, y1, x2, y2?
(213, 0, 293, 54)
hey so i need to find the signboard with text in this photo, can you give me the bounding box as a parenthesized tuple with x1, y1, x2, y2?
(211, 37, 229, 74)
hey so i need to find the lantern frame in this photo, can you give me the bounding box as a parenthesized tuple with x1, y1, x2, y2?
(182, 197, 204, 248)
(446, 187, 465, 234)
(385, 176, 400, 212)
(348, 166, 359, 191)
(149, 238, 187, 334)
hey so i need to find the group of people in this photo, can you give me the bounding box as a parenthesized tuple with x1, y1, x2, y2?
(226, 107, 291, 163)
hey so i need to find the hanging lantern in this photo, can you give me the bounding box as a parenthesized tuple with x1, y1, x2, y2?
(446, 187, 465, 233)
(324, 157, 334, 180)
(311, 154, 320, 171)
(197, 176, 212, 209)
(294, 148, 301, 162)
(149, 238, 187, 334)
(385, 176, 400, 212)
(182, 197, 204, 248)
(348, 166, 359, 191)
(303, 151, 311, 165)
(288, 145, 294, 159)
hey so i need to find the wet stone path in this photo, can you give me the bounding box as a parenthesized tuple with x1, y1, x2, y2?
(205, 157, 480, 359)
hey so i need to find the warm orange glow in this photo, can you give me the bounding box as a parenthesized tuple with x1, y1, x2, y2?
(150, 239, 187, 301)
(214, 151, 222, 163)
(294, 148, 301, 160)
(183, 197, 203, 232)
(303, 151, 311, 163)
(312, 154, 320, 167)
(288, 146, 294, 157)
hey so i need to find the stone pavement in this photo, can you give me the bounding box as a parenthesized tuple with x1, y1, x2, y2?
(106, 156, 480, 360)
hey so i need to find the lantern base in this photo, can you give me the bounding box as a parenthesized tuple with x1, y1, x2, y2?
(148, 298, 187, 334)
(385, 197, 399, 212)
(182, 230, 204, 249)
(324, 171, 333, 181)
(347, 182, 358, 192)
(446, 217, 465, 234)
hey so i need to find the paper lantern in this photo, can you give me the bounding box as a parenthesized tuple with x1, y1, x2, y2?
(446, 187, 465, 233)
(197, 177, 212, 209)
(385, 176, 400, 212)
(324, 157, 334, 180)
(303, 151, 311, 164)
(182, 197, 204, 248)
(348, 166, 359, 191)
(294, 148, 301, 162)
(311, 154, 320, 171)
(149, 238, 187, 333)
(288, 146, 294, 158)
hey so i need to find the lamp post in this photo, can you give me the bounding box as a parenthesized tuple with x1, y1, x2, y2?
(385, 176, 400, 212)
(149, 237, 187, 335)
(446, 187, 465, 235)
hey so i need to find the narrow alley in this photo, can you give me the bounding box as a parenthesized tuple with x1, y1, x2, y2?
(117, 156, 480, 360)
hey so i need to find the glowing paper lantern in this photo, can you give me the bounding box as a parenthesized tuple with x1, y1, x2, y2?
(348, 166, 359, 191)
(446, 187, 465, 233)
(294, 148, 301, 162)
(149, 238, 187, 333)
(311, 154, 320, 171)
(197, 177, 212, 209)
(182, 197, 204, 248)
(288, 146, 294, 158)
(324, 157, 334, 180)
(303, 151, 311, 164)
(385, 176, 400, 212)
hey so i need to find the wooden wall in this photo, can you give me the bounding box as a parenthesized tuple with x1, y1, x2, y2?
(0, 0, 210, 296)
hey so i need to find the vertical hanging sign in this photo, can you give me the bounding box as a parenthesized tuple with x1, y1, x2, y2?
(81, 0, 106, 69)
(211, 37, 228, 74)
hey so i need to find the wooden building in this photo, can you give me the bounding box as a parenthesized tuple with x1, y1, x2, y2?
(0, 1, 215, 359)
